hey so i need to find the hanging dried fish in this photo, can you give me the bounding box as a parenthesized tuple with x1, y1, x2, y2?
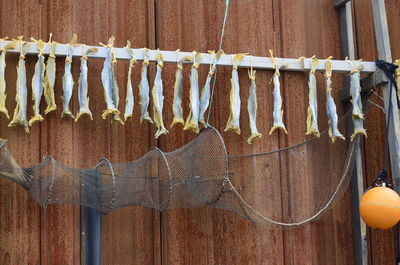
(269, 50, 287, 135)
(199, 50, 223, 127)
(184, 51, 202, 134)
(138, 48, 152, 123)
(347, 58, 367, 141)
(348, 59, 364, 120)
(28, 39, 46, 126)
(61, 34, 77, 119)
(247, 57, 261, 144)
(324, 57, 344, 143)
(394, 60, 400, 119)
(100, 36, 123, 124)
(124, 41, 136, 122)
(75, 45, 98, 122)
(152, 50, 168, 138)
(224, 53, 246, 135)
(0, 37, 16, 119)
(44, 40, 57, 114)
(9, 36, 31, 132)
(171, 50, 191, 128)
(300, 56, 320, 137)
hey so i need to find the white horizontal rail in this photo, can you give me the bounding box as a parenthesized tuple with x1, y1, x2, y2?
(2, 40, 377, 74)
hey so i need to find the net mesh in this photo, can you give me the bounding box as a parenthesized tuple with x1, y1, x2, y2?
(0, 113, 356, 229)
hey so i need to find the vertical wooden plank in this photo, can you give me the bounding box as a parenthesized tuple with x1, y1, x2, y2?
(337, 1, 368, 265)
(39, 1, 80, 264)
(279, 0, 320, 263)
(354, 0, 398, 263)
(371, 1, 400, 264)
(45, 0, 157, 264)
(279, 0, 356, 264)
(156, 0, 284, 264)
(309, 1, 356, 264)
(98, 0, 158, 263)
(0, 0, 42, 264)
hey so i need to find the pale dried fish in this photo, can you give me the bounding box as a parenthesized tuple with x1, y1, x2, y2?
(199, 50, 223, 127)
(324, 57, 344, 143)
(75, 45, 98, 122)
(224, 53, 246, 135)
(0, 37, 16, 119)
(347, 58, 367, 141)
(29, 39, 46, 126)
(61, 34, 77, 119)
(184, 51, 202, 134)
(348, 59, 364, 119)
(247, 58, 261, 144)
(269, 50, 287, 135)
(100, 36, 123, 124)
(44, 40, 57, 114)
(171, 50, 191, 128)
(9, 36, 30, 132)
(138, 48, 152, 123)
(124, 41, 136, 122)
(300, 56, 320, 137)
(152, 50, 167, 138)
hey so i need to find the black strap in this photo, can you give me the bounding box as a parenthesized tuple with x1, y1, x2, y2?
(375, 60, 399, 265)
(372, 60, 399, 186)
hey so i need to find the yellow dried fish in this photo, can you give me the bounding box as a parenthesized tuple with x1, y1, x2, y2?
(347, 58, 367, 141)
(300, 56, 320, 137)
(324, 57, 344, 143)
(171, 50, 191, 128)
(9, 36, 31, 133)
(247, 57, 261, 144)
(100, 36, 123, 124)
(395, 60, 400, 119)
(124, 41, 136, 122)
(75, 45, 98, 122)
(152, 50, 168, 138)
(269, 50, 287, 135)
(199, 50, 223, 127)
(224, 53, 246, 135)
(44, 40, 57, 114)
(347, 59, 364, 119)
(138, 48, 152, 123)
(61, 34, 77, 119)
(0, 37, 16, 119)
(184, 51, 202, 134)
(29, 39, 46, 126)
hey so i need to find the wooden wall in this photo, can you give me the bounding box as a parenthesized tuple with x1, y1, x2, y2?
(0, 0, 398, 264)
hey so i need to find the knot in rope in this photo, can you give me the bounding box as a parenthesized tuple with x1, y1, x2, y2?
(376, 59, 398, 84)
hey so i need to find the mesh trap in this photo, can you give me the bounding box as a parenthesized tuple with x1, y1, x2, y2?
(0, 114, 356, 229)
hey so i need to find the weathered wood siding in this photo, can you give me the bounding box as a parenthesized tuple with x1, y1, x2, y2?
(0, 0, 398, 264)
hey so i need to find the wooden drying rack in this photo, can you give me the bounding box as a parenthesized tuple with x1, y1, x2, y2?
(1, 39, 378, 74)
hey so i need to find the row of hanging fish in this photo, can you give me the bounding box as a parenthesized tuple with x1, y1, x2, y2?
(0, 36, 367, 143)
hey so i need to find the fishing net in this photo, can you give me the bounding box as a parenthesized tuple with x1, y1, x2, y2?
(0, 112, 357, 230)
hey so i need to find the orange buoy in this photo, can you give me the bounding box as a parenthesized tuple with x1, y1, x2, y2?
(359, 186, 400, 230)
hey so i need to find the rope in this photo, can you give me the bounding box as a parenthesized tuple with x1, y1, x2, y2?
(206, 0, 229, 127)
(228, 135, 358, 227)
(371, 60, 399, 186)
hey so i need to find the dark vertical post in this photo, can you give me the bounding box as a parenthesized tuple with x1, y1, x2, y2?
(335, 1, 369, 264)
(85, 170, 102, 265)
